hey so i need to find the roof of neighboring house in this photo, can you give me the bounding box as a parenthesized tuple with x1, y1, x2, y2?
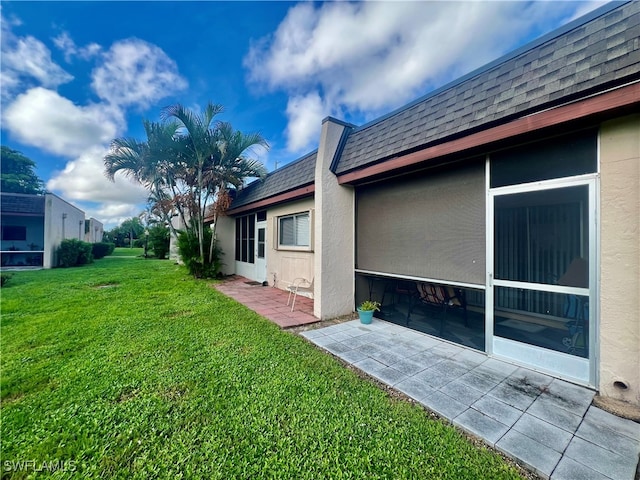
(0, 193, 45, 215)
(335, 1, 640, 174)
(230, 150, 317, 210)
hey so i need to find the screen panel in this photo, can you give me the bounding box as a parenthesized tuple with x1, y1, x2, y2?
(356, 160, 486, 285)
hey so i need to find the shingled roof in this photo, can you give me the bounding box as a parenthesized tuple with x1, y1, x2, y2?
(0, 193, 45, 215)
(230, 150, 317, 210)
(335, 1, 640, 175)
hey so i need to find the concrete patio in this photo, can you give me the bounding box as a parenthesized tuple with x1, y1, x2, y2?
(215, 277, 640, 480)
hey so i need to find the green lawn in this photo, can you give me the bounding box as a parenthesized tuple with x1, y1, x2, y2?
(1, 258, 524, 479)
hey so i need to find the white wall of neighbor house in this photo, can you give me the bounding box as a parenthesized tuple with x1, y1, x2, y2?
(314, 118, 355, 320)
(267, 198, 315, 290)
(84, 218, 104, 243)
(599, 114, 640, 406)
(43, 193, 85, 268)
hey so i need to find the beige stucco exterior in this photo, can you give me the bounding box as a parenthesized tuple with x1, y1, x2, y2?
(599, 114, 640, 405)
(267, 198, 315, 290)
(314, 118, 355, 320)
(215, 214, 236, 276)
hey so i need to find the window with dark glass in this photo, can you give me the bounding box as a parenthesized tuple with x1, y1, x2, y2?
(490, 129, 597, 188)
(1, 226, 26, 241)
(234, 213, 256, 263)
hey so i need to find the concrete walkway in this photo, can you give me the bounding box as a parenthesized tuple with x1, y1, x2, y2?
(301, 319, 640, 480)
(214, 277, 639, 479)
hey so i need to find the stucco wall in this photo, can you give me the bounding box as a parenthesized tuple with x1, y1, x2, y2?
(84, 218, 104, 243)
(314, 118, 355, 320)
(599, 114, 640, 406)
(43, 194, 85, 268)
(267, 198, 315, 290)
(215, 215, 236, 275)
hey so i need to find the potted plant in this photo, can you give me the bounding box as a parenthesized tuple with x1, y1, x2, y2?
(357, 300, 380, 325)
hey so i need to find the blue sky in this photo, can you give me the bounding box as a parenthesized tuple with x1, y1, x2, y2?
(1, 1, 605, 229)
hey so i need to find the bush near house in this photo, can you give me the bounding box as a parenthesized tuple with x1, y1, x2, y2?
(57, 239, 94, 268)
(177, 229, 222, 278)
(148, 225, 170, 259)
(0, 272, 12, 287)
(91, 242, 116, 259)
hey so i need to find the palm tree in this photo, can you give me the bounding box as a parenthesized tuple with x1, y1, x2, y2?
(161, 102, 268, 267)
(104, 120, 187, 236)
(206, 121, 268, 259)
(104, 102, 268, 276)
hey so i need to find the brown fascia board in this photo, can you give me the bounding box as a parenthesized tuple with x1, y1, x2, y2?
(337, 82, 640, 185)
(222, 184, 315, 217)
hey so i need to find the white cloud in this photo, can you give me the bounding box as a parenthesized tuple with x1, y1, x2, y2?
(0, 21, 73, 99)
(285, 92, 327, 152)
(0, 16, 190, 228)
(245, 1, 591, 153)
(4, 87, 122, 157)
(91, 38, 187, 108)
(46, 145, 148, 205)
(91, 203, 144, 229)
(53, 31, 101, 62)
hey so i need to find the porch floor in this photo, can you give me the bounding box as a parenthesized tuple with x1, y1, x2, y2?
(214, 278, 639, 480)
(214, 276, 318, 328)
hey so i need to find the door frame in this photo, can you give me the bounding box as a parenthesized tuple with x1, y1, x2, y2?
(255, 220, 267, 283)
(486, 172, 599, 387)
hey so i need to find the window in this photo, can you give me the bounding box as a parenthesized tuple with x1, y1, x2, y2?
(490, 129, 596, 188)
(1, 226, 26, 241)
(278, 212, 310, 248)
(235, 214, 255, 263)
(257, 228, 265, 258)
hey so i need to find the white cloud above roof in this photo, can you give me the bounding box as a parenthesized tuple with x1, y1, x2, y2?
(1, 18, 187, 226)
(4, 87, 122, 157)
(245, 1, 599, 154)
(91, 38, 188, 108)
(46, 145, 148, 206)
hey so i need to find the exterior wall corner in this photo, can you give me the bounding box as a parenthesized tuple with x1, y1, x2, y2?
(314, 119, 355, 320)
(599, 114, 640, 406)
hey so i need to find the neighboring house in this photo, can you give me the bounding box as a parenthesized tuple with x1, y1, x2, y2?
(214, 2, 639, 407)
(84, 217, 104, 244)
(1, 192, 96, 269)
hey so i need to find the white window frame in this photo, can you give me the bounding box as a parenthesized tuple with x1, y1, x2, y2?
(276, 211, 312, 251)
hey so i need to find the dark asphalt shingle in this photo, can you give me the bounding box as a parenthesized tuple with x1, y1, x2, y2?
(336, 1, 640, 175)
(230, 151, 316, 209)
(0, 193, 45, 215)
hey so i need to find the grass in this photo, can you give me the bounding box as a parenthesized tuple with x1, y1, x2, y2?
(1, 258, 525, 479)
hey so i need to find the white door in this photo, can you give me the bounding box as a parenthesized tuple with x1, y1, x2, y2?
(487, 176, 597, 386)
(255, 221, 267, 283)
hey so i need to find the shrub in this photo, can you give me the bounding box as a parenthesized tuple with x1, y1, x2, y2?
(148, 225, 170, 259)
(177, 229, 222, 278)
(92, 242, 115, 259)
(57, 239, 94, 268)
(0, 273, 12, 287)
